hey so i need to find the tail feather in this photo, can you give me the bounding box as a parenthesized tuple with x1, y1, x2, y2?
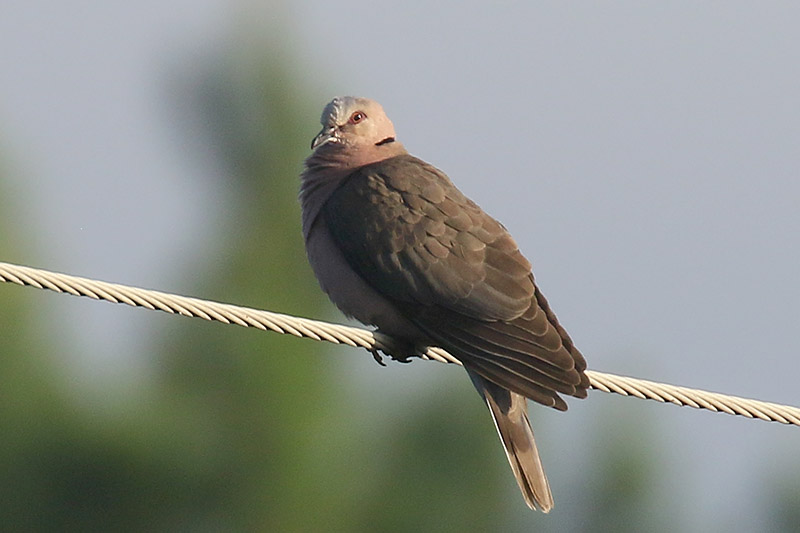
(469, 370, 554, 512)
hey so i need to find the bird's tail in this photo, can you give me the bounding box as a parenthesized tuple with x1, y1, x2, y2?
(468, 370, 554, 512)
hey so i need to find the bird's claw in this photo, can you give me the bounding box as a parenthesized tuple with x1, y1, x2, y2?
(388, 352, 413, 363)
(369, 345, 417, 366)
(370, 349, 387, 366)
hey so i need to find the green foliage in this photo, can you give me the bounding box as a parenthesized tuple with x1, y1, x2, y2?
(0, 43, 517, 530)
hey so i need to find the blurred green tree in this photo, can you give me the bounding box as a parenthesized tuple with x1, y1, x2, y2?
(141, 39, 514, 530)
(0, 35, 512, 531)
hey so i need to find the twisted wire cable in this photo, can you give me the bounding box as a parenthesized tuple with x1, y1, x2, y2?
(1, 261, 798, 427)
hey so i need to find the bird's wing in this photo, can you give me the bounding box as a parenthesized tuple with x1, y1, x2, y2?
(323, 154, 534, 321)
(323, 154, 588, 406)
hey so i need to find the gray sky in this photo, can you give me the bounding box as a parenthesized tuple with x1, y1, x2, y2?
(2, 2, 799, 529)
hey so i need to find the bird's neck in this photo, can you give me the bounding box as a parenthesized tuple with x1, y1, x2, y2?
(299, 165, 348, 240)
(310, 140, 407, 169)
(300, 143, 407, 239)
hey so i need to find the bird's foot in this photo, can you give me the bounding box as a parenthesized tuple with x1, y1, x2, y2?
(371, 332, 419, 365)
(383, 339, 419, 364)
(370, 348, 387, 367)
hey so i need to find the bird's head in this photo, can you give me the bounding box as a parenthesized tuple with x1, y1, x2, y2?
(311, 96, 400, 156)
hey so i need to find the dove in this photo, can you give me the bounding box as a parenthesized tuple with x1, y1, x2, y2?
(299, 96, 589, 512)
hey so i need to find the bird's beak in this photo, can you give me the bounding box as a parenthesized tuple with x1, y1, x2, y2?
(311, 126, 337, 150)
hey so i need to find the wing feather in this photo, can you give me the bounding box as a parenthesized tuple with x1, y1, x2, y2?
(323, 154, 588, 408)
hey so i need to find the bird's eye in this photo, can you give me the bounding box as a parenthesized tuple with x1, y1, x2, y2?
(349, 111, 366, 124)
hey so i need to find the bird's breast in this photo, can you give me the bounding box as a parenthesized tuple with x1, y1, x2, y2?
(305, 217, 425, 340)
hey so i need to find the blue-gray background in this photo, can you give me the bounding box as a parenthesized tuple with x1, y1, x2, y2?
(1, 2, 798, 531)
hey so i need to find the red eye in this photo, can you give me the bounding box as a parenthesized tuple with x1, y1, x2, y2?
(349, 111, 366, 124)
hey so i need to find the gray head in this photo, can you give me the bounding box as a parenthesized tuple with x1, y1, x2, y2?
(310, 96, 400, 154)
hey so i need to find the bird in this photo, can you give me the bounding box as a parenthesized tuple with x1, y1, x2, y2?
(299, 96, 589, 512)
